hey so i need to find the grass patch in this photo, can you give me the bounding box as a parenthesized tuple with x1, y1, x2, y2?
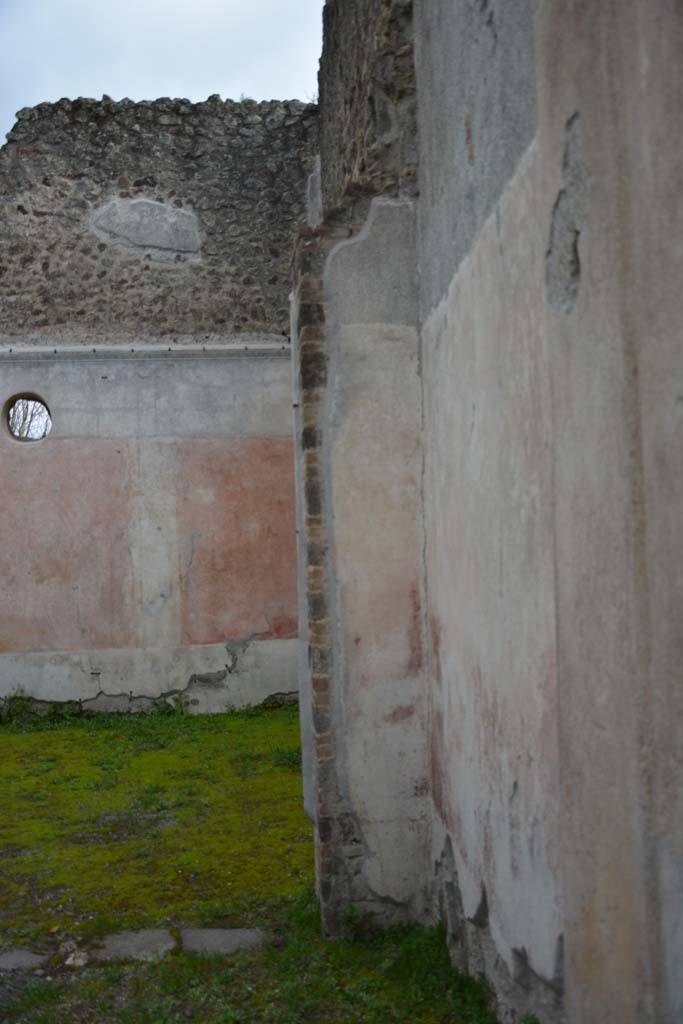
(0, 706, 312, 941)
(3, 889, 498, 1023)
(0, 706, 498, 1023)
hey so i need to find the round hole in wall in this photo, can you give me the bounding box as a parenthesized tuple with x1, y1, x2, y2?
(6, 394, 52, 441)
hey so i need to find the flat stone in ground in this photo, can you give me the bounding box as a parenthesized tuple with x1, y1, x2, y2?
(181, 928, 266, 955)
(92, 930, 176, 963)
(0, 949, 48, 971)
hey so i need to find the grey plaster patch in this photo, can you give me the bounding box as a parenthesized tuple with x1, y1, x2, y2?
(0, 350, 294, 442)
(0, 638, 298, 713)
(181, 929, 266, 955)
(0, 949, 48, 971)
(325, 199, 417, 326)
(415, 0, 537, 312)
(91, 198, 201, 263)
(91, 930, 176, 962)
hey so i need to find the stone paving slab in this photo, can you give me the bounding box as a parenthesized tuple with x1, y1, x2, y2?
(0, 949, 48, 971)
(92, 930, 176, 963)
(181, 928, 266, 955)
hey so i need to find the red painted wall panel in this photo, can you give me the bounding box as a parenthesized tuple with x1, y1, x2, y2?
(176, 438, 298, 645)
(0, 435, 298, 656)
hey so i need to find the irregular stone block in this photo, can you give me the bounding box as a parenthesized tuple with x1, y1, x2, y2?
(91, 929, 176, 962)
(181, 928, 266, 955)
(0, 949, 48, 971)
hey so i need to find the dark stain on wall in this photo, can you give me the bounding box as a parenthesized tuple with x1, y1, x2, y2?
(546, 113, 586, 314)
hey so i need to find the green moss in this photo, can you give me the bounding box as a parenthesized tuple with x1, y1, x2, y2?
(1, 707, 499, 1024)
(0, 707, 312, 941)
(4, 889, 499, 1024)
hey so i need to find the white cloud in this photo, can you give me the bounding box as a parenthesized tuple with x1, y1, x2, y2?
(0, 0, 322, 141)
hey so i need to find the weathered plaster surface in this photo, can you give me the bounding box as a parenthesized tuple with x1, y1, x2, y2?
(328, 316, 427, 908)
(90, 198, 202, 263)
(0, 346, 294, 439)
(537, 4, 683, 1020)
(0, 349, 298, 708)
(420, 145, 563, 1020)
(0, 437, 137, 653)
(414, 0, 683, 1020)
(177, 438, 298, 646)
(0, 639, 297, 715)
(416, 0, 537, 314)
(292, 198, 429, 924)
(415, 4, 564, 1017)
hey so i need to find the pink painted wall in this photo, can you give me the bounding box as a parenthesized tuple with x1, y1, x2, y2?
(0, 435, 297, 656)
(177, 438, 298, 646)
(0, 440, 136, 653)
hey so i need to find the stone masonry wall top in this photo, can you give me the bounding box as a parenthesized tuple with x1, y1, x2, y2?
(0, 96, 318, 343)
(318, 0, 417, 212)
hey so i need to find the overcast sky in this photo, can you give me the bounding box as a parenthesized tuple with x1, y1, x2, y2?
(0, 0, 323, 142)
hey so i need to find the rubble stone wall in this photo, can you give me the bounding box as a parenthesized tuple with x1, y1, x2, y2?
(0, 96, 317, 343)
(318, 0, 416, 211)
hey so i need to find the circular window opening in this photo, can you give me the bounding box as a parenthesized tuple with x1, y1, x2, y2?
(6, 395, 52, 441)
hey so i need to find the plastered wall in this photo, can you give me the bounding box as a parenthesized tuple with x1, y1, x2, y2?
(292, 199, 429, 927)
(296, 1, 683, 1021)
(0, 346, 298, 710)
(416, 1, 683, 1019)
(0, 97, 316, 710)
(292, 2, 424, 924)
(416, 1, 564, 1018)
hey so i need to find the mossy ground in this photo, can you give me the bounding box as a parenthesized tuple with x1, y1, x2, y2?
(0, 706, 499, 1023)
(0, 705, 311, 943)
